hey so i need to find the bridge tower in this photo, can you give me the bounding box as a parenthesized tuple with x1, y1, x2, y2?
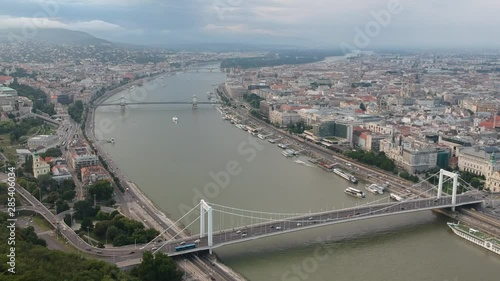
(199, 200, 213, 252)
(120, 96, 126, 112)
(437, 169, 459, 211)
(192, 95, 198, 109)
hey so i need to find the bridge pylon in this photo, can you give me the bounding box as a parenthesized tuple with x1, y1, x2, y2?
(200, 200, 213, 252)
(120, 96, 126, 112)
(192, 95, 198, 109)
(437, 169, 459, 211)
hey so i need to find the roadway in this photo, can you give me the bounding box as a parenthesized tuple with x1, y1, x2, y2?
(147, 193, 483, 257)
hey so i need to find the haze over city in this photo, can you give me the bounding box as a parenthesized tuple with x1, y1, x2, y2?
(0, 0, 500, 48)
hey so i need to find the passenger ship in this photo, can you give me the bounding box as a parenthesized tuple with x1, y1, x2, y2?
(333, 168, 358, 184)
(447, 222, 500, 255)
(344, 187, 365, 198)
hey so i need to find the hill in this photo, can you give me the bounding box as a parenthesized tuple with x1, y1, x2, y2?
(0, 28, 111, 46)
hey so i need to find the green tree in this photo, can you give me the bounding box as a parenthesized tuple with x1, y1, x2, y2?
(19, 226, 47, 247)
(55, 199, 70, 214)
(73, 200, 99, 220)
(131, 252, 183, 281)
(359, 102, 366, 111)
(470, 178, 481, 188)
(112, 234, 131, 246)
(68, 100, 84, 123)
(80, 217, 94, 232)
(41, 147, 63, 158)
(64, 213, 72, 226)
(88, 180, 114, 201)
(106, 225, 122, 241)
(94, 220, 112, 238)
(96, 210, 110, 221)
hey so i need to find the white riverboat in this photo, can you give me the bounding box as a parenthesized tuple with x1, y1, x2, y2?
(447, 222, 500, 255)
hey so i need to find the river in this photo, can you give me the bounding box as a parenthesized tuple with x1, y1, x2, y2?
(94, 64, 500, 281)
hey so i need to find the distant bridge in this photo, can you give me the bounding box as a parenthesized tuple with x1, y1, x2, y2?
(18, 112, 61, 126)
(98, 95, 222, 110)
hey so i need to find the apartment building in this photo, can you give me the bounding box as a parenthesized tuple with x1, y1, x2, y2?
(485, 171, 500, 192)
(27, 135, 60, 150)
(380, 137, 444, 173)
(457, 146, 500, 177)
(70, 146, 99, 179)
(269, 110, 301, 125)
(81, 165, 111, 186)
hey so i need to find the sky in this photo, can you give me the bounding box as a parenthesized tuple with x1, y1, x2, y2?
(0, 0, 499, 49)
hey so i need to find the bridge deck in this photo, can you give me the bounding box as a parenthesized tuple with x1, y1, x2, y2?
(99, 101, 222, 106)
(149, 194, 483, 259)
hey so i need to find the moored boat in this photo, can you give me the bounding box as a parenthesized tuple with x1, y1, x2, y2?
(365, 184, 384, 194)
(333, 168, 358, 184)
(447, 222, 500, 255)
(344, 187, 365, 198)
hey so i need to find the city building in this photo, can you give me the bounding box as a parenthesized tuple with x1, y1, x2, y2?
(70, 146, 99, 179)
(32, 151, 51, 178)
(51, 165, 73, 181)
(438, 136, 473, 158)
(81, 165, 111, 186)
(0, 75, 14, 85)
(27, 135, 59, 150)
(269, 110, 301, 125)
(485, 171, 500, 192)
(259, 100, 274, 118)
(0, 86, 17, 96)
(312, 120, 354, 141)
(457, 146, 500, 177)
(225, 81, 246, 99)
(380, 137, 443, 173)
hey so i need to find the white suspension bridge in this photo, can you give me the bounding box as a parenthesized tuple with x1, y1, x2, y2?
(116, 169, 485, 265)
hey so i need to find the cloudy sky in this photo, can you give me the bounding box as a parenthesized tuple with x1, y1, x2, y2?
(0, 0, 499, 48)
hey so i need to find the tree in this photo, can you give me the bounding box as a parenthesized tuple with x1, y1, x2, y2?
(88, 180, 114, 201)
(470, 178, 481, 188)
(94, 220, 112, 238)
(37, 174, 58, 193)
(131, 252, 183, 281)
(96, 210, 110, 221)
(68, 100, 84, 123)
(106, 225, 122, 241)
(55, 199, 70, 214)
(19, 226, 47, 247)
(64, 213, 72, 226)
(359, 102, 366, 111)
(73, 200, 99, 219)
(80, 217, 94, 232)
(112, 234, 131, 246)
(41, 147, 62, 158)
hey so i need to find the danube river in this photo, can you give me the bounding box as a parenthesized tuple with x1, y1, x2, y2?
(95, 65, 499, 281)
